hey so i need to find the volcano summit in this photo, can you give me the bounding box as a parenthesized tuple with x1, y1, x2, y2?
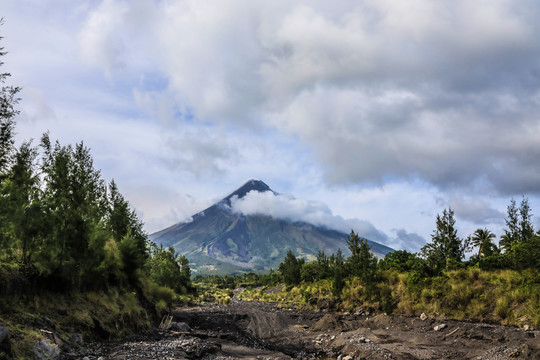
(149, 179, 393, 274)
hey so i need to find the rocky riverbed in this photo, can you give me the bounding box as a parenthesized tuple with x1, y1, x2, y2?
(61, 300, 539, 359)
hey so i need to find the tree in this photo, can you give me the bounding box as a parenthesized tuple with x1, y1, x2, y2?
(0, 21, 21, 255)
(421, 208, 466, 274)
(108, 180, 148, 284)
(3, 141, 45, 264)
(500, 197, 534, 253)
(278, 250, 304, 286)
(330, 249, 346, 297)
(469, 228, 497, 258)
(378, 250, 418, 272)
(346, 230, 377, 284)
(500, 199, 519, 253)
(316, 250, 331, 279)
(145, 243, 191, 294)
(0, 20, 20, 180)
(518, 196, 534, 243)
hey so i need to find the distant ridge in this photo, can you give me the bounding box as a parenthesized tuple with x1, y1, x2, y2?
(149, 179, 393, 275)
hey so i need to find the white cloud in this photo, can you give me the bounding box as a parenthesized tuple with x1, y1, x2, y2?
(229, 190, 389, 244)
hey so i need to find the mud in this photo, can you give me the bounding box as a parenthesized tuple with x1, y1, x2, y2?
(62, 299, 539, 359)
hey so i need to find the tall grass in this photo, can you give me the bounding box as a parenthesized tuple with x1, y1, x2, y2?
(234, 268, 540, 327)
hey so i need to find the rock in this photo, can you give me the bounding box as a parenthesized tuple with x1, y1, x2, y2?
(420, 312, 428, 321)
(433, 324, 447, 331)
(169, 322, 191, 333)
(0, 326, 13, 359)
(523, 325, 531, 331)
(34, 338, 60, 360)
(354, 307, 365, 316)
(70, 331, 84, 347)
(42, 317, 55, 330)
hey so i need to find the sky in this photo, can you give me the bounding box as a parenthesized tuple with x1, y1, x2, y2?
(2, 0, 540, 252)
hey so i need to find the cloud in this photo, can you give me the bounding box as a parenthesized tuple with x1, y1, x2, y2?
(229, 190, 389, 244)
(73, 0, 540, 195)
(389, 229, 427, 253)
(450, 197, 505, 225)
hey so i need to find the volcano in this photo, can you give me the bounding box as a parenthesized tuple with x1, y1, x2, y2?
(149, 179, 393, 274)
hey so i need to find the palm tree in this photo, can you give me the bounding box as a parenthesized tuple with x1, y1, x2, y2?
(470, 228, 497, 257)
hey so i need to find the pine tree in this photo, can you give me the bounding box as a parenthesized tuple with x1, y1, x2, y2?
(0, 21, 20, 180)
(346, 230, 377, 284)
(4, 141, 44, 264)
(518, 196, 534, 243)
(0, 22, 21, 255)
(278, 250, 304, 285)
(421, 208, 465, 274)
(500, 199, 519, 252)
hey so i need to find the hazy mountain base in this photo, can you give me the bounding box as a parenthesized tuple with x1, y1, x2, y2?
(152, 212, 393, 276)
(204, 268, 540, 328)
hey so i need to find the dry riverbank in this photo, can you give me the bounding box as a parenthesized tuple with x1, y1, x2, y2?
(61, 299, 539, 359)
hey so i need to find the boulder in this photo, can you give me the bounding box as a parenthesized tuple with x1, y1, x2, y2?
(0, 326, 13, 359)
(433, 324, 447, 331)
(169, 322, 191, 333)
(354, 307, 365, 316)
(34, 338, 60, 360)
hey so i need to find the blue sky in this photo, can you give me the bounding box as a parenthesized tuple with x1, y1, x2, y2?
(3, 0, 540, 252)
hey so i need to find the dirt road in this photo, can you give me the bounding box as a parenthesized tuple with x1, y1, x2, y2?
(63, 300, 539, 359)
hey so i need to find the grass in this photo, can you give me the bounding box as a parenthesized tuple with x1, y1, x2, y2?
(219, 268, 540, 328)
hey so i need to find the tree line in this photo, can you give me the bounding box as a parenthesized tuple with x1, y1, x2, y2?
(277, 198, 540, 296)
(0, 29, 190, 297)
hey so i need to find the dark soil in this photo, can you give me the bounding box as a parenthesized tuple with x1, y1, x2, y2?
(62, 300, 540, 359)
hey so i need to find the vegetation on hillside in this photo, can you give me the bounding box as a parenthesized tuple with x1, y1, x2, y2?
(196, 201, 540, 328)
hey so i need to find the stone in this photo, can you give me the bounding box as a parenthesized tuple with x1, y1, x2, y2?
(354, 307, 365, 316)
(169, 322, 191, 333)
(0, 326, 13, 359)
(433, 324, 447, 331)
(420, 312, 428, 321)
(70, 331, 84, 347)
(34, 338, 60, 360)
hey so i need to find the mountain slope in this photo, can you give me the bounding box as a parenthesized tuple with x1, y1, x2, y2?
(149, 179, 394, 274)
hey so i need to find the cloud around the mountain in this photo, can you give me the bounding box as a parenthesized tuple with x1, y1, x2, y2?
(229, 190, 390, 244)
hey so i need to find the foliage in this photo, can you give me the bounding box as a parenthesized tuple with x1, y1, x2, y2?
(346, 230, 378, 285)
(145, 243, 192, 294)
(500, 197, 535, 253)
(469, 228, 498, 258)
(278, 250, 304, 286)
(378, 250, 419, 272)
(421, 208, 467, 275)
